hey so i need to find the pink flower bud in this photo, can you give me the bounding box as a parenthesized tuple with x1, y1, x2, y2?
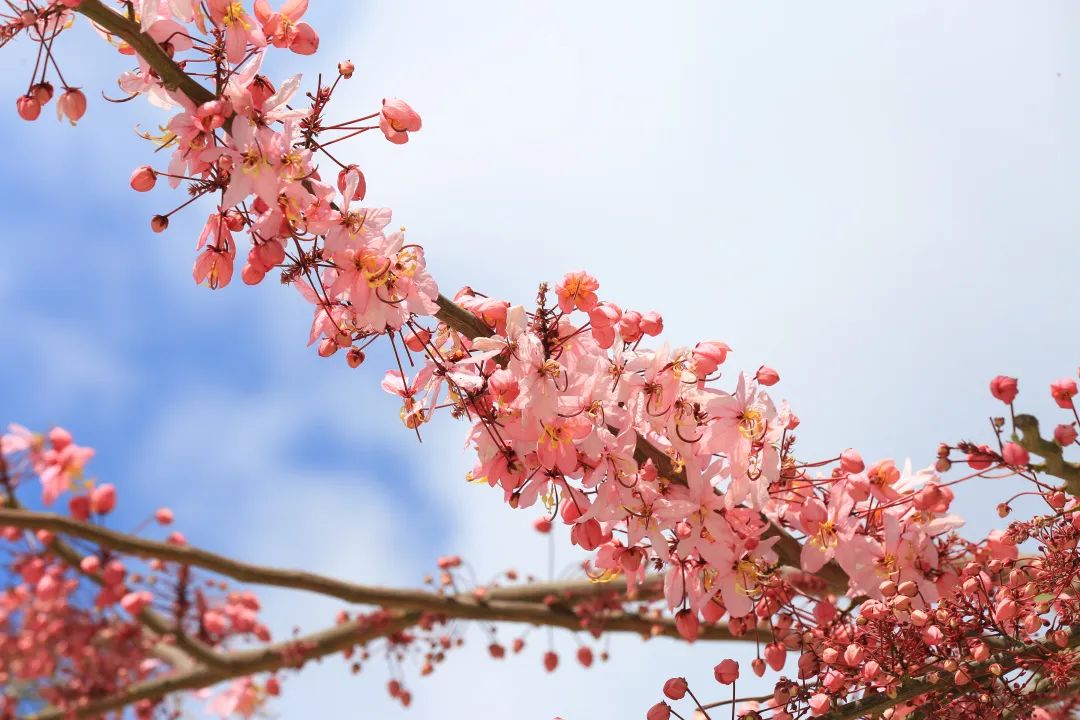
(647, 702, 671, 720)
(318, 338, 338, 357)
(755, 365, 780, 386)
(542, 650, 558, 672)
(155, 507, 174, 525)
(241, 263, 267, 286)
(80, 555, 101, 574)
(809, 693, 831, 716)
(663, 677, 688, 700)
(151, 215, 169, 232)
(68, 495, 90, 522)
(36, 574, 59, 600)
(56, 88, 87, 125)
(16, 94, 40, 121)
(840, 448, 865, 473)
(576, 646, 593, 667)
(994, 598, 1018, 622)
(338, 60, 355, 78)
(130, 166, 157, 192)
(90, 483, 117, 515)
(342, 347, 364, 368)
(121, 591, 151, 615)
(713, 658, 739, 684)
(31, 81, 54, 105)
(674, 609, 699, 641)
(843, 644, 864, 666)
(751, 657, 766, 676)
(1001, 442, 1030, 467)
(764, 642, 787, 671)
(989, 375, 1018, 404)
(639, 311, 663, 336)
(1054, 423, 1078, 446)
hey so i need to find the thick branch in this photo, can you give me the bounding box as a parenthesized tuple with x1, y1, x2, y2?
(0, 508, 762, 645)
(1014, 414, 1080, 495)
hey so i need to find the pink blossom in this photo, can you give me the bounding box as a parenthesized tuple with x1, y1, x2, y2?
(253, 0, 319, 54)
(1050, 377, 1078, 408)
(379, 98, 422, 144)
(989, 375, 1019, 404)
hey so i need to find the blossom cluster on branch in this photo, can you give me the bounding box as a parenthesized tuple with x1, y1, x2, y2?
(3, 1, 1080, 719)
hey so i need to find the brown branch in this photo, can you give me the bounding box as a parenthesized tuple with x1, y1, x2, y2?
(0, 497, 227, 670)
(0, 508, 762, 646)
(25, 611, 423, 720)
(1014, 413, 1080, 495)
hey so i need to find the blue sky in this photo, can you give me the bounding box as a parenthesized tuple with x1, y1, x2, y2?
(2, 1, 1079, 718)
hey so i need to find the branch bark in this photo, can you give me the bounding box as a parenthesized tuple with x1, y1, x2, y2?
(0, 507, 763, 644)
(1014, 413, 1080, 495)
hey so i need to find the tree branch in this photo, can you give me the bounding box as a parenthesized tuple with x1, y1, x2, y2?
(25, 611, 424, 720)
(0, 507, 763, 645)
(1014, 413, 1080, 495)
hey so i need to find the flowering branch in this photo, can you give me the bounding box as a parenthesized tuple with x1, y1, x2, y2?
(0, 506, 761, 644)
(27, 611, 424, 720)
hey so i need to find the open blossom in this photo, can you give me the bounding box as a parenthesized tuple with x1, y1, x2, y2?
(1050, 377, 1078, 408)
(253, 0, 318, 54)
(379, 98, 422, 144)
(207, 0, 267, 63)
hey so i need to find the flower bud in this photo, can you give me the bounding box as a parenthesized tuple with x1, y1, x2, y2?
(663, 677, 688, 700)
(130, 166, 157, 192)
(713, 658, 739, 684)
(16, 94, 40, 121)
(989, 375, 1018, 404)
(338, 60, 355, 78)
(755, 365, 780, 386)
(56, 88, 87, 125)
(151, 215, 169, 232)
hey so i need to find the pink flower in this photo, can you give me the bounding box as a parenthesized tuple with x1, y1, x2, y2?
(207, 0, 267, 63)
(1054, 423, 1078, 446)
(16, 94, 40, 121)
(809, 693, 831, 716)
(130, 166, 157, 192)
(90, 483, 117, 515)
(690, 341, 731, 377)
(755, 365, 780, 386)
(193, 246, 236, 289)
(379, 98, 422, 144)
(1051, 378, 1078, 408)
(554, 271, 599, 313)
(989, 375, 1018, 404)
(56, 88, 86, 125)
(1001, 442, 1029, 467)
(713, 658, 739, 684)
(647, 703, 671, 720)
(253, 0, 318, 54)
(662, 677, 688, 700)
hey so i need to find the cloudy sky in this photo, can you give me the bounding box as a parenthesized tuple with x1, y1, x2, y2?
(1, 1, 1079, 717)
